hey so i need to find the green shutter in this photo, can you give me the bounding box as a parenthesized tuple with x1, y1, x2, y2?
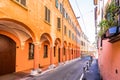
(55, 0, 58, 8)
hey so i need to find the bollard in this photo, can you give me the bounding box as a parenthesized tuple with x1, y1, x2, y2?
(86, 62, 89, 71)
(82, 78, 86, 80)
(83, 66, 86, 73)
(89, 60, 91, 67)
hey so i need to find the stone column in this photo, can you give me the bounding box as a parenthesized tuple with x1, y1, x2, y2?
(50, 46, 53, 65)
(33, 42, 40, 69)
(30, 42, 41, 75)
(60, 46, 63, 62)
(66, 47, 68, 61)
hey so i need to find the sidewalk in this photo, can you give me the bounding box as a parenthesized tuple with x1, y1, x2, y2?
(0, 65, 49, 80)
(0, 58, 81, 80)
(82, 59, 101, 80)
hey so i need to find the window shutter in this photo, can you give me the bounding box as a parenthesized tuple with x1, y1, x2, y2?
(55, 0, 58, 8)
(21, 0, 26, 6)
(48, 9, 50, 23)
(45, 7, 47, 21)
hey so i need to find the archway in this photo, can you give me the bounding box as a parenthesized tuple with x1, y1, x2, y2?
(63, 41, 67, 61)
(68, 43, 71, 60)
(54, 38, 61, 63)
(0, 18, 35, 74)
(40, 33, 52, 67)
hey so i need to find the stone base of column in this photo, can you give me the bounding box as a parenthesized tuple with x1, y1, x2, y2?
(48, 64, 56, 69)
(65, 61, 69, 64)
(30, 68, 42, 76)
(58, 62, 64, 66)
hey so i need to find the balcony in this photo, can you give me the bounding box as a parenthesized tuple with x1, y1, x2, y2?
(102, 26, 120, 43)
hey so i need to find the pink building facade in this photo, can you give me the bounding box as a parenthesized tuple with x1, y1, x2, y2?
(95, 0, 120, 80)
(98, 38, 120, 80)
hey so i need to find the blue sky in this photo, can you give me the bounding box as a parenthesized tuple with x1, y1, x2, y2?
(69, 0, 95, 43)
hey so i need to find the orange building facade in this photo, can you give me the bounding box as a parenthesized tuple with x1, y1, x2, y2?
(0, 0, 81, 75)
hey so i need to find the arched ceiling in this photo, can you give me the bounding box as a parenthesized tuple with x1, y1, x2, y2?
(0, 20, 32, 42)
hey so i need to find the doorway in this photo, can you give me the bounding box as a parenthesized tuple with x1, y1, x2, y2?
(0, 34, 16, 75)
(58, 48, 60, 62)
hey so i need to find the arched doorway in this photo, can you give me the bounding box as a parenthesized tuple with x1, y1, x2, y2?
(0, 18, 35, 74)
(63, 41, 67, 61)
(40, 33, 52, 66)
(68, 43, 71, 60)
(54, 38, 61, 63)
(0, 34, 16, 75)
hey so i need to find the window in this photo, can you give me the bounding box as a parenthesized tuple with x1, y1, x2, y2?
(63, 8, 65, 17)
(69, 30, 71, 38)
(81, 41, 84, 46)
(54, 47, 56, 57)
(44, 45, 48, 58)
(60, 3, 63, 13)
(57, 17, 61, 31)
(64, 25, 67, 35)
(55, 0, 58, 8)
(29, 43, 34, 60)
(45, 6, 50, 23)
(68, 16, 70, 23)
(66, 13, 68, 20)
(115, 0, 119, 6)
(15, 0, 26, 6)
(72, 33, 74, 40)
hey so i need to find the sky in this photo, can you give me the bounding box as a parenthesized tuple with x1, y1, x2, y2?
(69, 0, 96, 43)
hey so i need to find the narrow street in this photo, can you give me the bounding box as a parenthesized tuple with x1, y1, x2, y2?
(0, 0, 120, 80)
(27, 57, 90, 80)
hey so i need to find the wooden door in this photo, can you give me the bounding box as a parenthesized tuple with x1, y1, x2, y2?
(0, 34, 16, 75)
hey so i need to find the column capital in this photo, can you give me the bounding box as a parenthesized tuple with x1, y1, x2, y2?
(33, 42, 40, 45)
(66, 47, 68, 49)
(50, 45, 54, 48)
(60, 46, 63, 48)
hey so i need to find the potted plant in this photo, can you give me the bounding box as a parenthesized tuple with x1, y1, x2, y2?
(98, 0, 119, 37)
(98, 20, 109, 37)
